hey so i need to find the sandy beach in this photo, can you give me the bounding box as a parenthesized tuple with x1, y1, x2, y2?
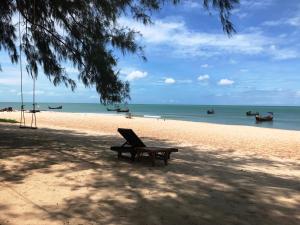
(0, 111, 300, 225)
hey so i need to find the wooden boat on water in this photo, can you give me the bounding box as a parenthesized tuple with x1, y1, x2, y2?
(246, 111, 259, 116)
(107, 107, 120, 111)
(0, 107, 13, 112)
(255, 112, 273, 122)
(207, 109, 215, 114)
(117, 108, 129, 113)
(29, 109, 40, 113)
(48, 106, 62, 110)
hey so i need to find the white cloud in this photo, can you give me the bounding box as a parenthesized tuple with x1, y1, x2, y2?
(119, 17, 298, 60)
(201, 64, 209, 68)
(125, 70, 148, 81)
(0, 78, 20, 85)
(262, 20, 282, 27)
(17, 90, 45, 95)
(182, 0, 201, 9)
(241, 0, 273, 9)
(164, 78, 176, 84)
(218, 79, 234, 86)
(178, 79, 192, 84)
(269, 45, 299, 60)
(263, 14, 300, 27)
(198, 74, 210, 81)
(240, 69, 248, 73)
(0, 65, 31, 85)
(229, 59, 237, 64)
(46, 91, 62, 97)
(89, 95, 99, 99)
(237, 12, 248, 19)
(296, 91, 300, 97)
(287, 16, 300, 26)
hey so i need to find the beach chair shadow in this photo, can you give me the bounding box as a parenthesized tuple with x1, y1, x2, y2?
(111, 128, 178, 166)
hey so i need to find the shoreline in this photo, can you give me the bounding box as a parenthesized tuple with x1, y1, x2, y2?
(4, 109, 300, 132)
(0, 103, 300, 131)
(1, 103, 300, 131)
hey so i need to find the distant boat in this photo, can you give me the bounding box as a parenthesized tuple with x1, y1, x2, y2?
(246, 111, 259, 116)
(0, 107, 13, 112)
(29, 109, 40, 113)
(207, 109, 215, 114)
(256, 112, 273, 122)
(48, 106, 62, 110)
(107, 107, 120, 111)
(117, 108, 129, 113)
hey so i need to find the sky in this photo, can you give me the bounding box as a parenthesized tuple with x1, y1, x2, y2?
(1, 0, 300, 105)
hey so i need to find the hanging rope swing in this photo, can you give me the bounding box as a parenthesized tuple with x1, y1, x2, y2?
(18, 4, 38, 129)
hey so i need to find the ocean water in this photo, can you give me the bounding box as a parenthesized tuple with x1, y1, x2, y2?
(1, 102, 300, 131)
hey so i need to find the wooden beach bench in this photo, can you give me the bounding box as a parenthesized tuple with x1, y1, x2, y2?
(111, 128, 178, 166)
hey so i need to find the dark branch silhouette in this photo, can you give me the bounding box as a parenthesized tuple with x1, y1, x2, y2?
(0, 0, 239, 104)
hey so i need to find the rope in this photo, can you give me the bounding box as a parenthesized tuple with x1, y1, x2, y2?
(31, 73, 37, 128)
(19, 11, 25, 127)
(31, 0, 37, 128)
(19, 3, 38, 129)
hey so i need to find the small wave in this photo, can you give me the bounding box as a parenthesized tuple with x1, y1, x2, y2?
(143, 115, 161, 119)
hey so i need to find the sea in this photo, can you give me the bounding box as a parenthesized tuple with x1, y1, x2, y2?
(1, 102, 300, 131)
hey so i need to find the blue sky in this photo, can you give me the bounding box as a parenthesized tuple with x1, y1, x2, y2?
(1, 0, 300, 105)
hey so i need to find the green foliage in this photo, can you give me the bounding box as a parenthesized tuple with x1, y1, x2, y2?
(0, 0, 239, 104)
(0, 118, 18, 123)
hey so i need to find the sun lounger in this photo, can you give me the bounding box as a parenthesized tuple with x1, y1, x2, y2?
(111, 128, 178, 165)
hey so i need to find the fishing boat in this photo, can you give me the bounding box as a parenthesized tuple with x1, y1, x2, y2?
(107, 107, 120, 111)
(117, 108, 129, 113)
(48, 106, 62, 110)
(255, 112, 273, 122)
(207, 109, 215, 114)
(246, 111, 259, 116)
(0, 107, 13, 112)
(29, 109, 40, 113)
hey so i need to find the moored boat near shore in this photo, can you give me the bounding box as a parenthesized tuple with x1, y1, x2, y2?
(48, 105, 62, 110)
(107, 107, 120, 111)
(117, 108, 130, 113)
(256, 112, 273, 122)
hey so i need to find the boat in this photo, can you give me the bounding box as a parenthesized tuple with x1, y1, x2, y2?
(207, 109, 215, 114)
(117, 108, 129, 113)
(107, 107, 120, 111)
(246, 111, 259, 116)
(255, 112, 273, 122)
(29, 109, 40, 113)
(0, 107, 13, 112)
(48, 106, 62, 110)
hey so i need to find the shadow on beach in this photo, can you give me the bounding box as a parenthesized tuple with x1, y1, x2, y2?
(0, 123, 299, 225)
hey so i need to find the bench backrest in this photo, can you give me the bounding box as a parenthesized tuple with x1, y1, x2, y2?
(118, 128, 146, 147)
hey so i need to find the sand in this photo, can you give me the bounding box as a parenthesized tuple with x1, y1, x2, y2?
(0, 111, 300, 225)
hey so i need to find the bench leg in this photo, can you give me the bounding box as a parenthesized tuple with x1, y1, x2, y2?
(117, 151, 122, 159)
(130, 152, 136, 161)
(136, 152, 142, 161)
(164, 152, 168, 165)
(148, 152, 155, 166)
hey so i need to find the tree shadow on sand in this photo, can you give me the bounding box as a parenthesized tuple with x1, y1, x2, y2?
(0, 123, 299, 225)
